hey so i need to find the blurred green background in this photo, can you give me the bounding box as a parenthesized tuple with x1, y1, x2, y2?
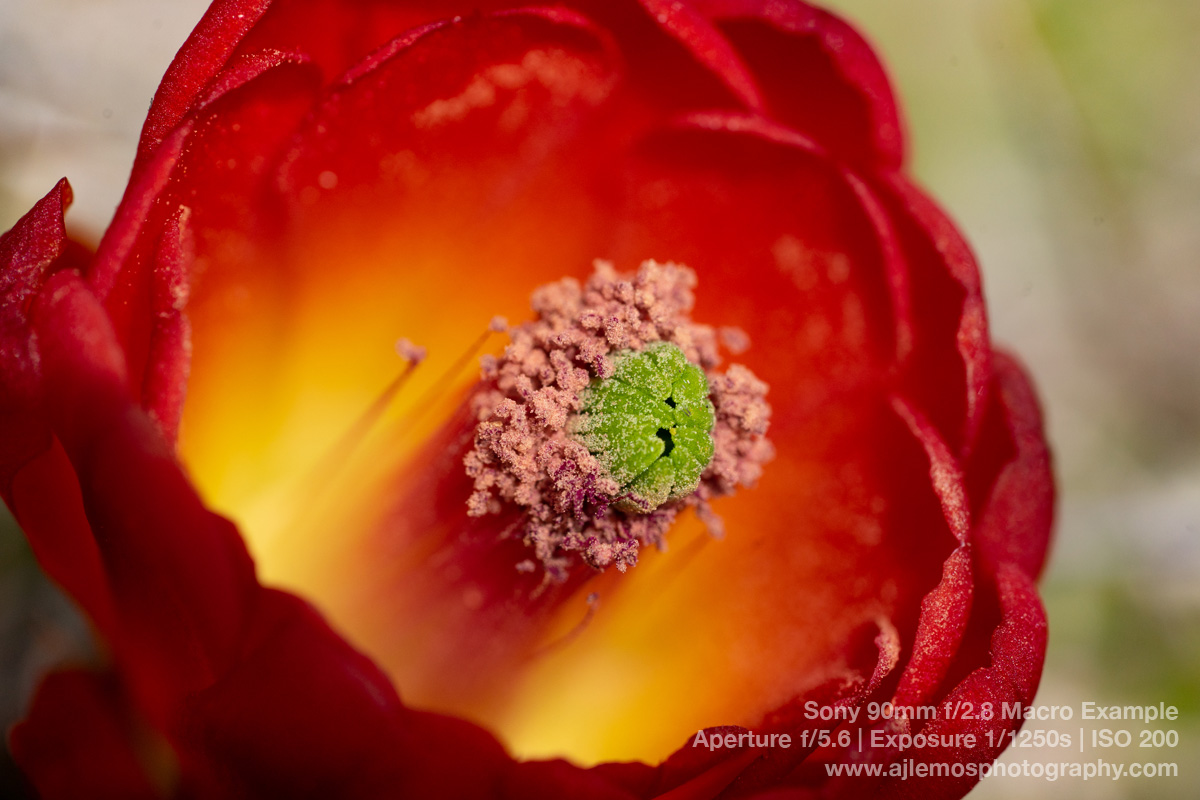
(822, 3, 1200, 796)
(2, 1, 1198, 797)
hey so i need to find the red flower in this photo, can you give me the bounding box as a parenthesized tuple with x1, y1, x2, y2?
(0, 1, 1053, 797)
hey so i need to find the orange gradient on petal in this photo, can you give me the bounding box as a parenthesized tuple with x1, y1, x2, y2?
(178, 202, 925, 766)
(179, 189, 597, 577)
(496, 454, 899, 764)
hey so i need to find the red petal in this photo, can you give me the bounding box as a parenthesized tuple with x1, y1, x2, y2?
(505, 758, 643, 799)
(32, 271, 258, 711)
(24, 270, 523, 796)
(890, 396, 970, 544)
(879, 174, 991, 457)
(636, 0, 766, 110)
(136, 0, 274, 166)
(877, 565, 1048, 799)
(87, 123, 191, 391)
(234, 0, 472, 84)
(968, 352, 1055, 579)
(608, 120, 909, 418)
(666, 621, 901, 796)
(234, 0, 758, 113)
(9, 670, 162, 800)
(137, 207, 192, 442)
(8, 439, 117, 639)
(275, 11, 621, 211)
(891, 546, 974, 708)
(90, 54, 320, 428)
(181, 589, 510, 797)
(97, 64, 289, 301)
(1, 181, 116, 633)
(1, 179, 73, 411)
(688, 0, 906, 168)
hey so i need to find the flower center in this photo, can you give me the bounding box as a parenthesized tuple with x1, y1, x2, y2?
(464, 260, 774, 581)
(570, 342, 715, 514)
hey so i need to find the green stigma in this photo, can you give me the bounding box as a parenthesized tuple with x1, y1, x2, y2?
(570, 342, 716, 514)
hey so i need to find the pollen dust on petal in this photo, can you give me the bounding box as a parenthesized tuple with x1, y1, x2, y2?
(412, 49, 613, 132)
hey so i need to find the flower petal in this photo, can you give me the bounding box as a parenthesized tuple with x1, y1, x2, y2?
(136, 0, 274, 164)
(0, 180, 116, 635)
(182, 588, 511, 797)
(891, 545, 973, 707)
(878, 174, 991, 456)
(968, 351, 1054, 579)
(89, 54, 321, 431)
(635, 0, 766, 110)
(24, 268, 522, 796)
(610, 120, 908, 416)
(9, 671, 163, 800)
(0, 178, 73, 407)
(687, 0, 907, 169)
(877, 564, 1048, 799)
(33, 270, 255, 706)
(8, 439, 117, 640)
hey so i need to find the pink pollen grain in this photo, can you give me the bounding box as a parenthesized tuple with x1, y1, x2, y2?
(395, 337, 427, 364)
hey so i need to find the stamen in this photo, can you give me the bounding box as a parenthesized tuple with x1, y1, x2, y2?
(395, 326, 502, 437)
(395, 337, 428, 364)
(464, 261, 774, 581)
(305, 352, 424, 493)
(532, 591, 601, 657)
(299, 323, 497, 502)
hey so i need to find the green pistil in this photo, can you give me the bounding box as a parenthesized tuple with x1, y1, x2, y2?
(570, 342, 716, 514)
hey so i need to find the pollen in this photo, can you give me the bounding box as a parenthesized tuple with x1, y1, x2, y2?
(464, 260, 773, 580)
